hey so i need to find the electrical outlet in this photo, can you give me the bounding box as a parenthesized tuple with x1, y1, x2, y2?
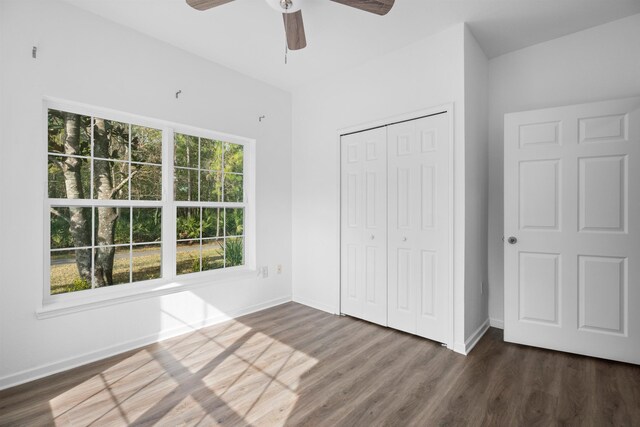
(277, 265, 282, 274)
(262, 266, 269, 278)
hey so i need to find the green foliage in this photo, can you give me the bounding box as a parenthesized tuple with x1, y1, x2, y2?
(225, 208, 244, 237)
(200, 138, 223, 171)
(223, 173, 243, 202)
(50, 207, 91, 250)
(50, 209, 73, 249)
(131, 125, 162, 164)
(225, 238, 243, 267)
(224, 143, 243, 173)
(202, 208, 223, 238)
(133, 208, 162, 243)
(59, 278, 91, 294)
(102, 120, 129, 161)
(176, 208, 201, 240)
(174, 167, 199, 201)
(176, 242, 202, 275)
(174, 133, 199, 168)
(179, 215, 200, 240)
(200, 169, 223, 202)
(131, 164, 162, 201)
(47, 110, 91, 157)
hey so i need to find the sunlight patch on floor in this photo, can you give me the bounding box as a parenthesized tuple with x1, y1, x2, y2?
(48, 347, 182, 425)
(46, 300, 320, 427)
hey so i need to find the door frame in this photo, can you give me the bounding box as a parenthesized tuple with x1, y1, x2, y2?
(336, 102, 456, 350)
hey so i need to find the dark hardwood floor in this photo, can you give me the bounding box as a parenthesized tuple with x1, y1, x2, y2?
(1, 302, 639, 426)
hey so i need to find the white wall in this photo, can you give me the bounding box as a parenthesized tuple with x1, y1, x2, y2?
(291, 25, 469, 347)
(463, 26, 489, 343)
(487, 13, 640, 325)
(0, 1, 5, 381)
(0, 0, 292, 389)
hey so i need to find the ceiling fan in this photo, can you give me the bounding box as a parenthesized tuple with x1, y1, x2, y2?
(186, 0, 395, 51)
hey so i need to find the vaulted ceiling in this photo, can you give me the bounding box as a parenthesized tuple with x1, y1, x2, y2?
(63, 0, 640, 90)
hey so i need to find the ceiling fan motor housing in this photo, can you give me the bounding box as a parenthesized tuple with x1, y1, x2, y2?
(265, 0, 303, 13)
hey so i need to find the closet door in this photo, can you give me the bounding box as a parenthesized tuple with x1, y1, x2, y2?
(340, 127, 388, 325)
(387, 113, 450, 343)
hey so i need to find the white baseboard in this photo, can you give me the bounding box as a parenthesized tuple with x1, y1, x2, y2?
(452, 342, 467, 355)
(490, 317, 504, 329)
(465, 318, 490, 354)
(292, 295, 338, 314)
(454, 318, 490, 356)
(0, 296, 291, 391)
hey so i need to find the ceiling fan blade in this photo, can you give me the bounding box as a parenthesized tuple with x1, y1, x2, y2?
(283, 10, 307, 51)
(186, 0, 235, 11)
(329, 0, 394, 15)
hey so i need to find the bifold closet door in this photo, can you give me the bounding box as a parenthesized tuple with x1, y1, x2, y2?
(387, 113, 450, 344)
(340, 127, 388, 325)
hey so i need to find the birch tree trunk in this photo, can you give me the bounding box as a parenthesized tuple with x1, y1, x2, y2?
(62, 113, 92, 283)
(93, 118, 118, 287)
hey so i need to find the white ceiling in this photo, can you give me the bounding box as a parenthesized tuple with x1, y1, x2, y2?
(63, 0, 640, 91)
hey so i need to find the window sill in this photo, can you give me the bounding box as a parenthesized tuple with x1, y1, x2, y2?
(36, 267, 258, 319)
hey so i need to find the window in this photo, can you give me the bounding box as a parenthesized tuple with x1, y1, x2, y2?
(45, 101, 254, 301)
(173, 133, 246, 275)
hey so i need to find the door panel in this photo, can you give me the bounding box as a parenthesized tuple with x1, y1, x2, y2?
(578, 156, 626, 232)
(505, 97, 640, 364)
(345, 244, 358, 299)
(518, 252, 560, 325)
(420, 250, 436, 317)
(421, 165, 436, 229)
(396, 168, 411, 228)
(396, 248, 412, 311)
(519, 160, 560, 230)
(578, 255, 625, 334)
(340, 127, 387, 325)
(388, 113, 450, 343)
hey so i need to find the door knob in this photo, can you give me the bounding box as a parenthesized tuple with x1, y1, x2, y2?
(402, 237, 407, 242)
(507, 236, 517, 244)
(370, 234, 375, 240)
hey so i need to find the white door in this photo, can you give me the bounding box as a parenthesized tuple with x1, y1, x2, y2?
(387, 113, 450, 343)
(504, 97, 640, 364)
(340, 127, 388, 325)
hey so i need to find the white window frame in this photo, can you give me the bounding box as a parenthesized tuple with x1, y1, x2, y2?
(40, 98, 256, 316)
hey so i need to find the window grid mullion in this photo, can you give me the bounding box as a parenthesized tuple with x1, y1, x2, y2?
(162, 126, 174, 281)
(46, 152, 160, 168)
(221, 141, 225, 203)
(128, 124, 132, 201)
(129, 206, 133, 284)
(90, 119, 95, 289)
(49, 199, 163, 207)
(127, 125, 133, 284)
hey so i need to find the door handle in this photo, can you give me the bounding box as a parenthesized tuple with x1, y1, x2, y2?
(402, 237, 407, 242)
(370, 234, 375, 240)
(507, 236, 517, 244)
